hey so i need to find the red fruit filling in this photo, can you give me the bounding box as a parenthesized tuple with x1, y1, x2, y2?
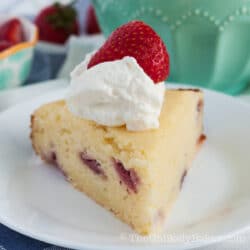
(79, 151, 106, 179)
(41, 151, 67, 178)
(197, 99, 204, 113)
(113, 159, 140, 193)
(180, 169, 187, 189)
(44, 151, 58, 167)
(198, 134, 207, 145)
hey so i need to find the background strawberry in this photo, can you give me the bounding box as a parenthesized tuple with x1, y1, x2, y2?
(0, 41, 14, 52)
(0, 18, 24, 45)
(86, 5, 101, 34)
(88, 20, 169, 83)
(35, 2, 79, 44)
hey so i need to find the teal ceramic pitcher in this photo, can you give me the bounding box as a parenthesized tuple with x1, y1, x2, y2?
(93, 0, 250, 95)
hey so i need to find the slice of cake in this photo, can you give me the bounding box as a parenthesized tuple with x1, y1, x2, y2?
(30, 20, 206, 235)
(31, 89, 205, 235)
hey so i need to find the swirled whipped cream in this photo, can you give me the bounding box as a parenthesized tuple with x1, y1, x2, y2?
(66, 53, 165, 131)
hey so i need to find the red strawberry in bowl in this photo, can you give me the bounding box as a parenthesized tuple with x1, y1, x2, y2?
(87, 20, 169, 83)
(86, 5, 101, 34)
(0, 18, 24, 45)
(0, 41, 14, 52)
(35, 2, 79, 44)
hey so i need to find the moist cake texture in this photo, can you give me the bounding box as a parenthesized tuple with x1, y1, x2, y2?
(31, 89, 205, 235)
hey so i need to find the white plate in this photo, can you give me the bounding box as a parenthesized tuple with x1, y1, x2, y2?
(0, 86, 250, 250)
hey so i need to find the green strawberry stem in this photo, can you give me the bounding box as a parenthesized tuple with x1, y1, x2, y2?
(47, 1, 78, 31)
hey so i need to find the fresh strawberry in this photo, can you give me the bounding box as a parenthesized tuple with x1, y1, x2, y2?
(88, 20, 169, 83)
(0, 18, 24, 44)
(86, 5, 101, 34)
(0, 40, 14, 52)
(35, 2, 79, 44)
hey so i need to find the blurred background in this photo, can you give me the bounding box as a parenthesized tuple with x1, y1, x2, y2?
(1, 1, 250, 249)
(0, 0, 250, 94)
(0, 0, 104, 88)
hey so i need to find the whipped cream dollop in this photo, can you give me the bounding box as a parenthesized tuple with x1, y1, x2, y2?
(66, 53, 165, 131)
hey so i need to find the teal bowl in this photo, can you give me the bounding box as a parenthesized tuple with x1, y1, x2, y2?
(0, 16, 38, 90)
(93, 0, 250, 95)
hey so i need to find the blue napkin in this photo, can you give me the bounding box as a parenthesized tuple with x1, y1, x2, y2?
(0, 224, 72, 250)
(25, 49, 66, 84)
